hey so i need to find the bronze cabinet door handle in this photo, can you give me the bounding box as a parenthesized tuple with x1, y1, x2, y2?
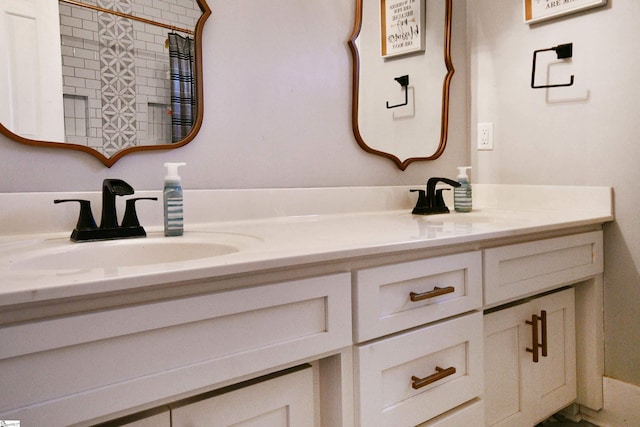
(525, 310, 548, 363)
(526, 314, 540, 362)
(540, 310, 548, 357)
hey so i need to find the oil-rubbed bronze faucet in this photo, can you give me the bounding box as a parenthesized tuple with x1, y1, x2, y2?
(410, 177, 461, 215)
(55, 179, 157, 242)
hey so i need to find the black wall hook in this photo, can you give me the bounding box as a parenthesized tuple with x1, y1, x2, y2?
(386, 75, 409, 108)
(531, 43, 574, 89)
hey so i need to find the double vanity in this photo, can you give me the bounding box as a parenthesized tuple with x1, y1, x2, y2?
(0, 184, 613, 426)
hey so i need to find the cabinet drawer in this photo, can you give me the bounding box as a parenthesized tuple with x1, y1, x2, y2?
(484, 231, 603, 306)
(355, 312, 483, 427)
(417, 399, 484, 427)
(0, 273, 351, 426)
(117, 409, 171, 427)
(353, 251, 482, 342)
(172, 366, 315, 427)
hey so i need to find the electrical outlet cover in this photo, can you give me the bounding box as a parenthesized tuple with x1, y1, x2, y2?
(477, 122, 494, 150)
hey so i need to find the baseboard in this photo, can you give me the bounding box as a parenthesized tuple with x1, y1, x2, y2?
(581, 376, 640, 427)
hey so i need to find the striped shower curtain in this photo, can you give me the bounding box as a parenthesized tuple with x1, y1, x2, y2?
(168, 33, 196, 142)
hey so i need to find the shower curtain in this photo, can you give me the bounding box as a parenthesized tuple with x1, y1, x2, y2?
(168, 33, 196, 142)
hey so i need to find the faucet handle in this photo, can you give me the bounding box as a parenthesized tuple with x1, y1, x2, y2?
(55, 199, 98, 241)
(122, 197, 158, 228)
(434, 188, 450, 209)
(54, 199, 98, 230)
(410, 189, 428, 208)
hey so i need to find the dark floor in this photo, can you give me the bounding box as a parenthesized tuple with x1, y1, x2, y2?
(536, 414, 598, 426)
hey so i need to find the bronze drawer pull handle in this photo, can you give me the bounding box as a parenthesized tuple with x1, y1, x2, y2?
(409, 286, 455, 302)
(411, 366, 456, 390)
(526, 310, 548, 363)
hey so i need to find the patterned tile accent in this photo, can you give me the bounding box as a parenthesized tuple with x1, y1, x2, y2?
(98, 0, 137, 155)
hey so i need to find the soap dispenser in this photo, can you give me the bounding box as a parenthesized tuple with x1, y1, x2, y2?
(163, 162, 186, 236)
(454, 166, 472, 213)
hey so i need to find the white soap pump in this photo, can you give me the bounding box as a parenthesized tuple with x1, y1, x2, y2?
(454, 166, 472, 213)
(163, 162, 186, 236)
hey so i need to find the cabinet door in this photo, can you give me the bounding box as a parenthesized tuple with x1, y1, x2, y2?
(171, 367, 315, 427)
(529, 288, 577, 423)
(484, 288, 576, 427)
(484, 301, 533, 427)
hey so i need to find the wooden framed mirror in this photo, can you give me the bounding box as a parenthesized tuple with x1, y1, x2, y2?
(349, 0, 453, 170)
(0, 0, 211, 167)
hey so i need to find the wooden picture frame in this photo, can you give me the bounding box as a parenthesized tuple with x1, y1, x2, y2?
(524, 0, 607, 24)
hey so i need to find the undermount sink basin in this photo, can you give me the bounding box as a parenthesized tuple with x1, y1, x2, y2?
(5, 232, 259, 271)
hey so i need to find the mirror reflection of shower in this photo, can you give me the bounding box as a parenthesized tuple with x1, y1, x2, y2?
(59, 0, 199, 157)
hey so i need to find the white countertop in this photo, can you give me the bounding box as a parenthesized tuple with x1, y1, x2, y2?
(0, 185, 614, 307)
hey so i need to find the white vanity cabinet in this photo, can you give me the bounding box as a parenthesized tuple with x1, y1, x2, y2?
(353, 252, 485, 427)
(0, 185, 613, 427)
(484, 288, 577, 427)
(0, 222, 609, 427)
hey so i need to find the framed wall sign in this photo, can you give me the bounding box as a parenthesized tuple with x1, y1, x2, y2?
(524, 0, 607, 24)
(380, 0, 425, 58)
